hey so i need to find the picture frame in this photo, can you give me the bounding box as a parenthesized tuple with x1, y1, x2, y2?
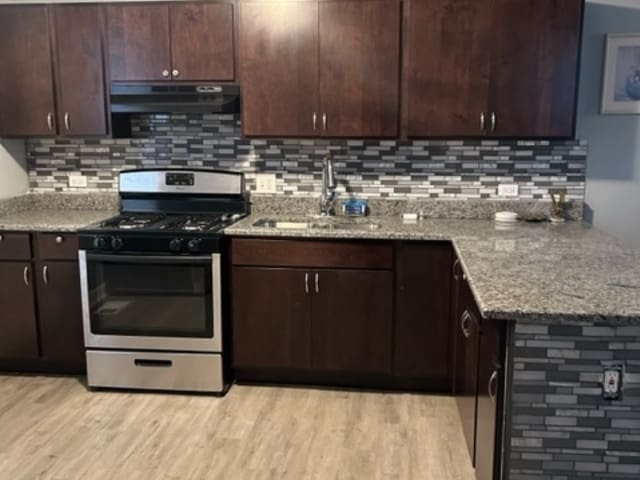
(601, 34, 640, 114)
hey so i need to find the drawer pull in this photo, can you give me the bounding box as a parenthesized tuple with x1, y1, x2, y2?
(305, 273, 309, 294)
(315, 273, 319, 294)
(23, 266, 30, 287)
(489, 369, 499, 403)
(134, 359, 173, 368)
(0, 234, 3, 241)
(43, 265, 49, 285)
(461, 310, 473, 338)
(55, 236, 64, 244)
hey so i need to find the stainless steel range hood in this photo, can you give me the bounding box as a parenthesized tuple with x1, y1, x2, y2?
(110, 83, 240, 114)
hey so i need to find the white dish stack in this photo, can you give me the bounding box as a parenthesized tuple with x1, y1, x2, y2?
(494, 211, 519, 224)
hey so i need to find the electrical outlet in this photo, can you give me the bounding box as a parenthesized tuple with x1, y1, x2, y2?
(255, 173, 277, 194)
(498, 184, 519, 197)
(68, 175, 87, 188)
(602, 362, 624, 400)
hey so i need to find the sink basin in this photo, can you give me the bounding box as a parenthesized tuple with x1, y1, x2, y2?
(252, 218, 381, 231)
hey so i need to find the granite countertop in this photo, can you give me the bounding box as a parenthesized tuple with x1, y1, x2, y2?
(225, 214, 640, 325)
(0, 193, 118, 232)
(0, 209, 117, 232)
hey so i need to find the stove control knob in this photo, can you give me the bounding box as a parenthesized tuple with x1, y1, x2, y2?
(111, 236, 124, 251)
(93, 236, 107, 250)
(169, 238, 184, 252)
(188, 238, 202, 253)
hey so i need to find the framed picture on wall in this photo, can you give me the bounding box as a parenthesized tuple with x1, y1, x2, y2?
(601, 34, 640, 114)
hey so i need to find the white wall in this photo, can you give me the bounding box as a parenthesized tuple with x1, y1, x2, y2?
(0, 139, 28, 199)
(578, 1, 640, 248)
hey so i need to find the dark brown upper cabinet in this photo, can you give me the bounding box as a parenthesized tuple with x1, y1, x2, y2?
(0, 5, 108, 137)
(0, 6, 57, 136)
(239, 0, 400, 138)
(107, 2, 235, 82)
(403, 0, 583, 138)
(53, 5, 109, 136)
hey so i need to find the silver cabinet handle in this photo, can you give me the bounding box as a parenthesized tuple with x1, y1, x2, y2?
(172, 69, 180, 78)
(488, 369, 499, 403)
(460, 310, 472, 338)
(480, 112, 486, 132)
(64, 112, 70, 131)
(0, 234, 3, 241)
(305, 273, 309, 294)
(322, 113, 327, 131)
(47, 112, 54, 132)
(312, 112, 317, 131)
(55, 236, 64, 244)
(162, 69, 170, 78)
(43, 265, 49, 286)
(315, 273, 319, 294)
(23, 266, 30, 287)
(490, 112, 497, 132)
(452, 259, 460, 281)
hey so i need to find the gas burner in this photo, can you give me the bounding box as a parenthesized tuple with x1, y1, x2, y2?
(100, 214, 166, 230)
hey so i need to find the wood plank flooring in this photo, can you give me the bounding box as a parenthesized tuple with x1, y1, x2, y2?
(0, 375, 475, 480)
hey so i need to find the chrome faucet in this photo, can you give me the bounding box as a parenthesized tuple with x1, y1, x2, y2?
(319, 154, 337, 216)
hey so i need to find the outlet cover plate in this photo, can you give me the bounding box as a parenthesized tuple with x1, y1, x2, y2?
(68, 175, 87, 188)
(255, 173, 277, 194)
(498, 184, 519, 197)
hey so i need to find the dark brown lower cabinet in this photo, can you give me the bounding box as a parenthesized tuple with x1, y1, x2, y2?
(232, 267, 312, 369)
(312, 269, 392, 374)
(452, 259, 505, 479)
(454, 280, 481, 466)
(394, 242, 452, 387)
(231, 239, 394, 377)
(0, 262, 39, 359)
(36, 261, 85, 372)
(476, 318, 504, 480)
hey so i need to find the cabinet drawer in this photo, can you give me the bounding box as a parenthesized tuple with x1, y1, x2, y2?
(232, 238, 393, 270)
(36, 233, 79, 260)
(0, 233, 32, 260)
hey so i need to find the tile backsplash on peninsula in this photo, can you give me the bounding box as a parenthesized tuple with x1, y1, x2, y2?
(27, 114, 587, 201)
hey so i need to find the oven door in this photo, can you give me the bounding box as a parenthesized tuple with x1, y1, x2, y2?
(79, 251, 222, 352)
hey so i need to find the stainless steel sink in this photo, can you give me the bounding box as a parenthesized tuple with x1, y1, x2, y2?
(252, 218, 381, 231)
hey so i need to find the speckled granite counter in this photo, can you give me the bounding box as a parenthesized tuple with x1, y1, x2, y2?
(225, 215, 640, 324)
(0, 193, 118, 232)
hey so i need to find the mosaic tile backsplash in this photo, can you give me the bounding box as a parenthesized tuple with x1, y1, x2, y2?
(27, 114, 587, 201)
(510, 322, 640, 479)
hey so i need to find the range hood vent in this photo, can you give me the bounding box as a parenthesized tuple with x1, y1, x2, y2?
(109, 82, 240, 138)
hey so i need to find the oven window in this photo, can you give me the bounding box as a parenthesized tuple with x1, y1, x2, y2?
(86, 256, 214, 338)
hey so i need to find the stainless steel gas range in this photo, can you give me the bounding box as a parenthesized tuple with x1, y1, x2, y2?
(78, 169, 248, 393)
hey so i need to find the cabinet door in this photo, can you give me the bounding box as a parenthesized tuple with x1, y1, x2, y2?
(36, 261, 85, 372)
(394, 243, 452, 387)
(0, 6, 56, 136)
(53, 5, 108, 136)
(239, 1, 319, 137)
(476, 318, 504, 480)
(232, 267, 311, 369)
(403, 0, 492, 137)
(107, 4, 171, 81)
(488, 0, 583, 137)
(0, 262, 38, 359)
(318, 0, 400, 137)
(454, 281, 480, 466)
(312, 269, 393, 374)
(170, 2, 235, 81)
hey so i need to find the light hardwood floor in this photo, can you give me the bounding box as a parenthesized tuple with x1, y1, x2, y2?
(0, 375, 475, 480)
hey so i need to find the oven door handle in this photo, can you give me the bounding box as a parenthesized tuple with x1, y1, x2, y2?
(85, 254, 215, 265)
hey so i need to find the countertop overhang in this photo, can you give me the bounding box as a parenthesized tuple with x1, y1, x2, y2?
(225, 215, 640, 325)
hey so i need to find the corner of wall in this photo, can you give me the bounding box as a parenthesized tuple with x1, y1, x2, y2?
(0, 138, 29, 200)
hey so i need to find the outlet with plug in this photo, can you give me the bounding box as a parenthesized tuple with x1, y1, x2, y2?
(602, 362, 624, 400)
(498, 184, 519, 197)
(255, 173, 277, 194)
(68, 175, 87, 188)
